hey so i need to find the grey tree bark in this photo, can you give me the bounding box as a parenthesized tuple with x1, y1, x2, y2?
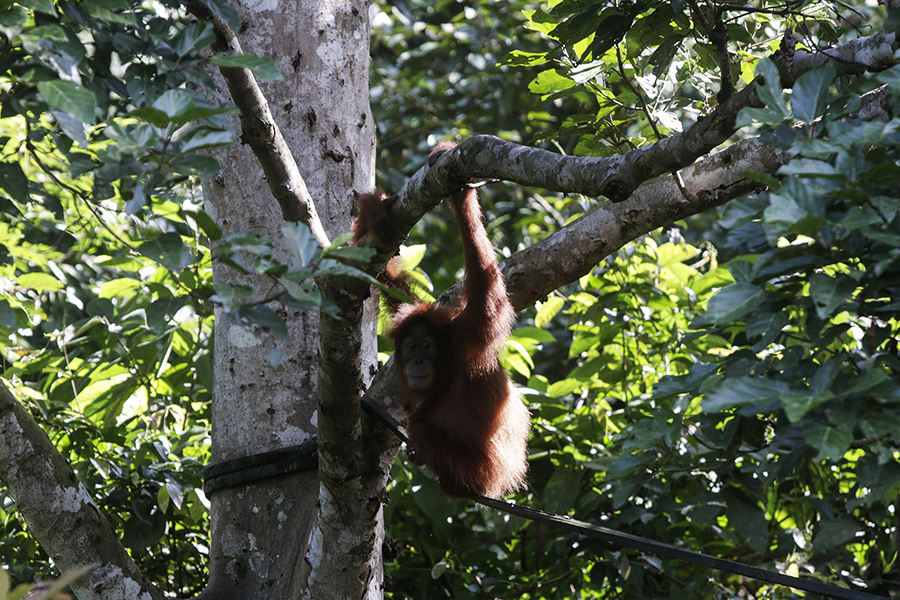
(197, 1, 382, 599)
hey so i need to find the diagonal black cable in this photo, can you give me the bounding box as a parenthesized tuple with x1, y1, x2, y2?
(360, 396, 891, 600)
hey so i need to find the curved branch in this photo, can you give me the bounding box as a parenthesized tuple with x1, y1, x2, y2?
(0, 380, 165, 600)
(186, 0, 330, 247)
(502, 137, 788, 309)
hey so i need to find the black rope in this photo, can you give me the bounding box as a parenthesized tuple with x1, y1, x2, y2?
(202, 437, 318, 495)
(360, 396, 891, 600)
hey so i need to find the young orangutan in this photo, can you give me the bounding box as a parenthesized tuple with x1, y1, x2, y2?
(352, 153, 530, 498)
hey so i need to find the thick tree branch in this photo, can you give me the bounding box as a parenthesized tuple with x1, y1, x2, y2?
(0, 380, 165, 600)
(502, 137, 788, 309)
(186, 0, 330, 247)
(310, 280, 389, 599)
(789, 32, 897, 83)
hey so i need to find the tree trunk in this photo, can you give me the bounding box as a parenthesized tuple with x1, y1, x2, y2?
(199, 1, 382, 598)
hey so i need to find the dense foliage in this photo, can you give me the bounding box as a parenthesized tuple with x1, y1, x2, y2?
(0, 0, 897, 598)
(373, 1, 900, 599)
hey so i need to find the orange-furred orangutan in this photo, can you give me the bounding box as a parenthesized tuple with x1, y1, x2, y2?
(352, 157, 530, 498)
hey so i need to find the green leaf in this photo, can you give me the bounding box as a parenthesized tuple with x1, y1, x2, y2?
(542, 467, 582, 514)
(649, 36, 682, 77)
(186, 209, 223, 241)
(753, 58, 789, 120)
(0, 162, 29, 203)
(139, 233, 197, 271)
(723, 489, 768, 554)
(0, 300, 16, 329)
(808, 273, 856, 319)
(180, 127, 235, 153)
(792, 65, 836, 123)
(236, 304, 287, 338)
(778, 158, 838, 178)
(522, 9, 558, 36)
(547, 378, 581, 398)
(812, 517, 860, 552)
(211, 54, 283, 81)
(703, 376, 788, 412)
(511, 326, 556, 344)
(98, 277, 143, 299)
(529, 68, 576, 95)
(130, 106, 171, 127)
(781, 391, 833, 422)
(0, 6, 28, 38)
(36, 80, 96, 124)
(283, 222, 321, 267)
(16, 272, 64, 292)
(698, 282, 766, 325)
(145, 297, 188, 335)
(803, 423, 851, 461)
(278, 275, 322, 311)
(174, 21, 215, 57)
(535, 296, 564, 328)
(398, 244, 426, 269)
(323, 244, 374, 263)
(851, 455, 900, 507)
(606, 453, 652, 479)
(24, 0, 57, 15)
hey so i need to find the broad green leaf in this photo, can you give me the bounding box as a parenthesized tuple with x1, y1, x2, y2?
(398, 244, 426, 269)
(703, 376, 788, 412)
(157, 485, 170, 513)
(723, 490, 768, 554)
(279, 276, 323, 311)
(753, 58, 789, 120)
(211, 54, 283, 81)
(803, 423, 851, 461)
(778, 158, 838, 178)
(852, 455, 900, 507)
(16, 272, 64, 292)
(762, 194, 808, 236)
(174, 21, 215, 57)
(0, 300, 15, 328)
(145, 297, 188, 335)
(547, 378, 581, 398)
(98, 277, 143, 299)
(781, 391, 833, 422)
(522, 9, 558, 36)
(186, 209, 223, 241)
(502, 49, 549, 67)
(529, 68, 576, 95)
(606, 453, 652, 480)
(236, 304, 287, 338)
(0, 6, 28, 38)
(792, 65, 836, 123)
(139, 233, 197, 271)
(698, 282, 765, 325)
(511, 326, 556, 344)
(283, 222, 321, 267)
(180, 128, 235, 153)
(36, 80, 96, 124)
(812, 517, 860, 552)
(0, 162, 29, 203)
(808, 273, 856, 319)
(542, 467, 582, 514)
(535, 296, 564, 328)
